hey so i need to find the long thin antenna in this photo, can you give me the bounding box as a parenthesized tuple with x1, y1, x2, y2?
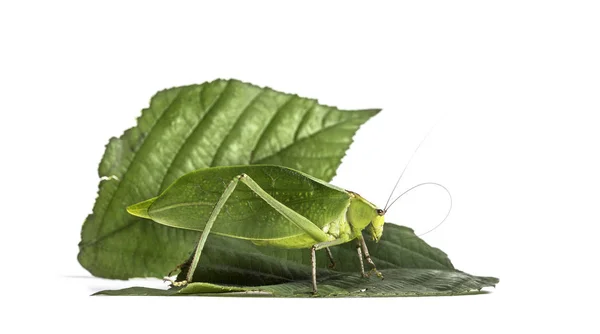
(383, 125, 437, 211)
(385, 182, 453, 237)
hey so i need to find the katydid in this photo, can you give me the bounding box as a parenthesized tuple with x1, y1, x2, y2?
(127, 164, 435, 294)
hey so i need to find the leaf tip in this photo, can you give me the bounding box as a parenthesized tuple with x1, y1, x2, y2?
(357, 108, 382, 118)
(126, 197, 157, 219)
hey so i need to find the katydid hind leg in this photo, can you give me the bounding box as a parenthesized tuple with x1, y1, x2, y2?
(238, 174, 330, 243)
(174, 175, 241, 286)
(167, 253, 193, 278)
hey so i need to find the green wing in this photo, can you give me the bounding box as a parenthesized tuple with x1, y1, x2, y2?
(127, 165, 351, 241)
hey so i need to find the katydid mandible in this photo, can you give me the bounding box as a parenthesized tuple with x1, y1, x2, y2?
(127, 165, 392, 294)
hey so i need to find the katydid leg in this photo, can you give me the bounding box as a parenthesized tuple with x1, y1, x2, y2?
(311, 238, 350, 294)
(239, 174, 330, 243)
(358, 234, 383, 279)
(182, 176, 241, 284)
(325, 247, 336, 269)
(355, 240, 366, 277)
(310, 247, 317, 293)
(167, 254, 192, 278)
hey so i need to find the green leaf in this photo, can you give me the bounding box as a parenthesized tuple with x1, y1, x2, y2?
(94, 224, 499, 297)
(78, 79, 380, 279)
(95, 270, 498, 297)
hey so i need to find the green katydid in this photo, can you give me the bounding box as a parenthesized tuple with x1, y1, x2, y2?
(127, 163, 448, 294)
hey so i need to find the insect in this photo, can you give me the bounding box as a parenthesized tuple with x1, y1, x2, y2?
(127, 164, 447, 294)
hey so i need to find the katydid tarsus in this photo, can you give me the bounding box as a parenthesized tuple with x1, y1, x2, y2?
(127, 163, 449, 294)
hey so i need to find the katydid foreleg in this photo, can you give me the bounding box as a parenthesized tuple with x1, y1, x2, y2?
(358, 234, 383, 278)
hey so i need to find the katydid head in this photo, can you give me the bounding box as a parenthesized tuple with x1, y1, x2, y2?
(347, 191, 386, 242)
(368, 208, 386, 242)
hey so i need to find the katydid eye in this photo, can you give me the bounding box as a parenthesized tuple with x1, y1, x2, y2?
(376, 209, 384, 215)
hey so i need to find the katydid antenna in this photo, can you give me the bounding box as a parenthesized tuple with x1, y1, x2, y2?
(382, 124, 453, 238)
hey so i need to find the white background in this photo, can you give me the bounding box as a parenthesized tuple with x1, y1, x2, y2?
(1, 1, 599, 333)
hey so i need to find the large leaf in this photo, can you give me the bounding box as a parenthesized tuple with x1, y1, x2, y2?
(78, 79, 380, 279)
(95, 224, 499, 296)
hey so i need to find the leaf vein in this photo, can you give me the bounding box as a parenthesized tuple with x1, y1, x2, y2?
(210, 88, 266, 166)
(160, 81, 230, 189)
(89, 88, 186, 245)
(253, 118, 364, 163)
(248, 95, 296, 163)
